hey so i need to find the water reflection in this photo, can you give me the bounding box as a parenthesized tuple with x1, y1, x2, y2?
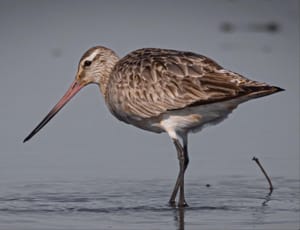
(173, 207, 185, 230)
(0, 177, 298, 230)
(251, 191, 274, 229)
(262, 191, 272, 206)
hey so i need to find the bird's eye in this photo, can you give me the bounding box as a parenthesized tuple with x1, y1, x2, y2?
(83, 60, 92, 67)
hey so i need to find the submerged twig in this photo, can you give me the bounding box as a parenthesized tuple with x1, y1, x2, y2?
(252, 157, 273, 194)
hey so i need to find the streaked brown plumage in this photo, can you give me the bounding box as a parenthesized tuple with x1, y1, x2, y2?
(24, 46, 284, 207)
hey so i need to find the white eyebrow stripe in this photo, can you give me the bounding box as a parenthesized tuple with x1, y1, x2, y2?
(83, 50, 100, 62)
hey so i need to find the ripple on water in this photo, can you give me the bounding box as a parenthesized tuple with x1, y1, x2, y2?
(0, 177, 299, 229)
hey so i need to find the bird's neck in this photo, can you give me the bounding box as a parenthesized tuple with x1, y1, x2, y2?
(98, 54, 120, 96)
(99, 75, 110, 96)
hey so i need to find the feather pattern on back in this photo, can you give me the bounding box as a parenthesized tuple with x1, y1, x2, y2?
(105, 48, 275, 121)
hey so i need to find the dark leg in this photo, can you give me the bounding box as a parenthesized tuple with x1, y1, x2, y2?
(183, 135, 189, 172)
(169, 138, 189, 207)
(169, 168, 182, 206)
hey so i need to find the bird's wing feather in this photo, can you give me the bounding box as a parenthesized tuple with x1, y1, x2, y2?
(107, 48, 265, 119)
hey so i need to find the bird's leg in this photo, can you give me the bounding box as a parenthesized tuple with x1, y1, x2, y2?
(169, 138, 189, 207)
(179, 137, 189, 207)
(168, 140, 183, 206)
(177, 139, 186, 207)
(183, 135, 189, 174)
(169, 168, 181, 206)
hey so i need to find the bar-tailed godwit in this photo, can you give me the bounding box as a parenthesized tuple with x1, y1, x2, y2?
(24, 46, 283, 207)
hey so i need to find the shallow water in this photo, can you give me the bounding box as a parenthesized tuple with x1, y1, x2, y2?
(0, 176, 299, 230)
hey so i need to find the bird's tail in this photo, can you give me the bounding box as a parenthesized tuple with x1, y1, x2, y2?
(243, 85, 284, 99)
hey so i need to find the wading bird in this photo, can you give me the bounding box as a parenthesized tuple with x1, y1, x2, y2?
(24, 46, 283, 207)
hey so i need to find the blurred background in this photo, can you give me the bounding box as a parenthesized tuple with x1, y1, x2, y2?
(0, 0, 299, 183)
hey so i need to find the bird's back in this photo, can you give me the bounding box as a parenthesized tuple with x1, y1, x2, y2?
(105, 48, 282, 132)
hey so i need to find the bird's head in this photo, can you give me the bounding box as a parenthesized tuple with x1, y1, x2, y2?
(23, 46, 119, 142)
(76, 46, 119, 93)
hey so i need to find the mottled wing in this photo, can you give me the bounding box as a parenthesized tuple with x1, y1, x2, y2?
(107, 48, 266, 119)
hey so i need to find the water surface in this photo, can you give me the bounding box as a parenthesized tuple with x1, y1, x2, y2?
(0, 176, 298, 230)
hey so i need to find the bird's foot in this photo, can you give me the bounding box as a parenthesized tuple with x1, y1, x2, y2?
(169, 199, 189, 208)
(168, 200, 177, 207)
(177, 201, 189, 208)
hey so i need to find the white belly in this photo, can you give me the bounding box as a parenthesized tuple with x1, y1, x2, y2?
(125, 97, 244, 136)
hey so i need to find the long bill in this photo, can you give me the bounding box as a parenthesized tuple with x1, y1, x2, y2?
(23, 80, 85, 143)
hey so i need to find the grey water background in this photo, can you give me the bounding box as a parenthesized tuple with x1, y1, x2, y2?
(0, 0, 299, 229)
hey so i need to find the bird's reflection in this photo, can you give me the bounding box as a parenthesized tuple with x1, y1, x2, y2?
(173, 207, 185, 230)
(171, 188, 273, 230)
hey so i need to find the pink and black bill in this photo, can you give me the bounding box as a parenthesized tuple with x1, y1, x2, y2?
(23, 80, 84, 142)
